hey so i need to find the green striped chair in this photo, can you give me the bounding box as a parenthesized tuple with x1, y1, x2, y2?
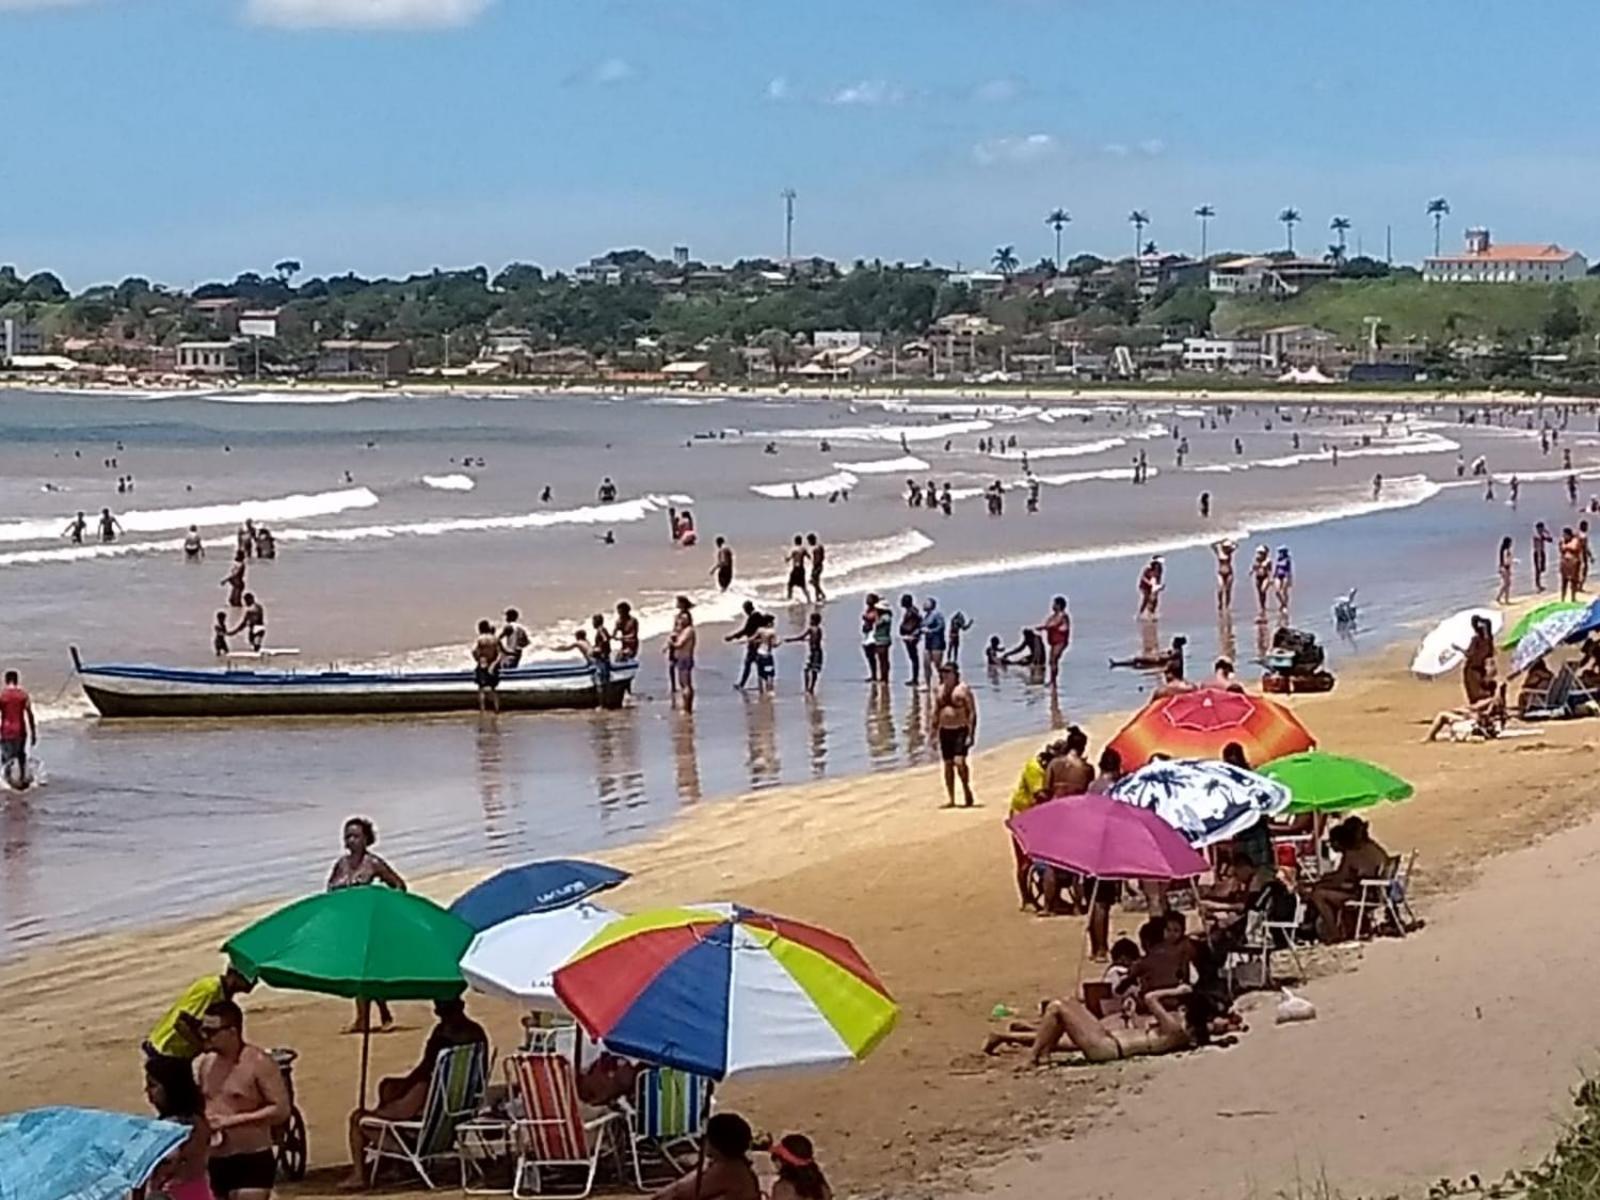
(360, 1041, 489, 1189)
(623, 1065, 714, 1188)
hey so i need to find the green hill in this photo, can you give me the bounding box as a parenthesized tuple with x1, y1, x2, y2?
(1215, 276, 1600, 346)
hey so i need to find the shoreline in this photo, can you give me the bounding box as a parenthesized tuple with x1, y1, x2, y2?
(9, 615, 1600, 1199)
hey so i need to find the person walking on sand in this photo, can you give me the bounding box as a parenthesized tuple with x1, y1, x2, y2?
(98, 506, 123, 543)
(1038, 595, 1071, 688)
(785, 535, 811, 603)
(934, 663, 977, 808)
(711, 537, 735, 592)
(473, 619, 503, 714)
(1496, 536, 1515, 605)
(1533, 521, 1554, 592)
(222, 552, 247, 608)
(670, 596, 697, 711)
(193, 1000, 292, 1200)
(328, 817, 406, 1034)
(1137, 556, 1164, 618)
(63, 511, 87, 545)
(807, 532, 827, 601)
(1213, 539, 1237, 611)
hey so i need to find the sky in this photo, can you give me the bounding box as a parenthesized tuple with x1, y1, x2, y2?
(3, 0, 1600, 289)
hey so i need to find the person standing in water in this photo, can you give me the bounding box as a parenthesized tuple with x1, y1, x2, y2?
(230, 593, 267, 652)
(613, 601, 640, 663)
(1533, 521, 1554, 592)
(1038, 595, 1071, 688)
(1274, 546, 1295, 613)
(934, 663, 978, 808)
(63, 511, 87, 545)
(670, 596, 697, 711)
(1496, 536, 1515, 605)
(785, 611, 825, 694)
(1137, 557, 1164, 618)
(498, 608, 530, 668)
(1213, 539, 1237, 611)
(0, 670, 37, 790)
(921, 597, 947, 682)
(184, 525, 205, 562)
(807, 532, 826, 601)
(98, 507, 123, 543)
(785, 536, 811, 603)
(898, 594, 924, 686)
(327, 817, 406, 1033)
(711, 537, 735, 592)
(1251, 545, 1272, 614)
(221, 552, 247, 608)
(473, 619, 503, 714)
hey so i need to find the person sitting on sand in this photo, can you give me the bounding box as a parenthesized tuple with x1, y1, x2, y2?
(1425, 685, 1507, 743)
(650, 1112, 761, 1200)
(1044, 726, 1093, 799)
(770, 1133, 833, 1200)
(1307, 817, 1391, 943)
(1212, 657, 1245, 692)
(1116, 913, 1192, 998)
(1516, 656, 1556, 717)
(343, 999, 488, 1190)
(1086, 746, 1124, 795)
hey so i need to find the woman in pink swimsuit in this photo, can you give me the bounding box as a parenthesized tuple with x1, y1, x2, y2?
(144, 1060, 216, 1200)
(1037, 595, 1071, 688)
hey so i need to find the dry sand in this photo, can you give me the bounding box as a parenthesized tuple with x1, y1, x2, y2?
(2, 640, 1598, 1200)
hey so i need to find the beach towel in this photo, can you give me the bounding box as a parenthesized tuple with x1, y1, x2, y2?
(0, 1106, 187, 1200)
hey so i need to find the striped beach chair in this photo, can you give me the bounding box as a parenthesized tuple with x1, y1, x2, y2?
(623, 1066, 714, 1187)
(507, 1052, 626, 1198)
(360, 1041, 488, 1189)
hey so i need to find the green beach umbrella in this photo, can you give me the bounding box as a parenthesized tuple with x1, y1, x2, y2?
(224, 888, 474, 1104)
(1501, 601, 1584, 649)
(1258, 751, 1415, 814)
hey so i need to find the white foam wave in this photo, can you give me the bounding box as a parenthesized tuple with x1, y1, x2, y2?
(1192, 432, 1462, 475)
(751, 419, 993, 443)
(751, 472, 858, 499)
(644, 394, 729, 407)
(949, 466, 1145, 500)
(832, 455, 930, 475)
(867, 400, 1040, 420)
(422, 474, 476, 492)
(0, 487, 379, 545)
(201, 390, 385, 405)
(987, 437, 1126, 462)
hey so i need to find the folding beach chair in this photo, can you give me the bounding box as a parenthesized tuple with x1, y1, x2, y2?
(1343, 854, 1403, 940)
(622, 1065, 714, 1188)
(506, 1052, 627, 1198)
(1264, 892, 1309, 977)
(360, 1041, 488, 1189)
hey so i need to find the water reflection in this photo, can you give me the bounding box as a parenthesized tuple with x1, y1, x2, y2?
(473, 719, 508, 853)
(671, 711, 702, 805)
(740, 692, 781, 790)
(804, 695, 828, 778)
(901, 685, 927, 763)
(1217, 608, 1238, 668)
(863, 681, 896, 767)
(591, 710, 643, 815)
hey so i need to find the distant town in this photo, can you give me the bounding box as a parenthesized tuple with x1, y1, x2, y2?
(3, 203, 1598, 390)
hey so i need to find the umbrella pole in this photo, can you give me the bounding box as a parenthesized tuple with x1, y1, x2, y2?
(358, 1019, 372, 1112)
(1077, 877, 1103, 984)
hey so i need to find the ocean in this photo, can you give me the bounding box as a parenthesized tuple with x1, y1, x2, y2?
(0, 385, 1590, 958)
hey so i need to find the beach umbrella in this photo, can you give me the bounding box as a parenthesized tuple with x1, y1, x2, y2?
(1414, 607, 1504, 677)
(1258, 750, 1413, 814)
(1510, 607, 1589, 675)
(552, 903, 898, 1082)
(1500, 601, 1581, 649)
(1107, 758, 1291, 848)
(460, 900, 622, 1011)
(450, 858, 630, 932)
(1105, 687, 1315, 772)
(0, 1107, 187, 1200)
(1559, 597, 1600, 645)
(1007, 793, 1210, 881)
(224, 887, 474, 1104)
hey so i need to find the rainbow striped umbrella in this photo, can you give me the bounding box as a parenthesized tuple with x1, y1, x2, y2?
(552, 903, 897, 1081)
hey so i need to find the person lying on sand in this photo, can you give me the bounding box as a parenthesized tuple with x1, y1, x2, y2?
(1109, 635, 1187, 674)
(985, 988, 1225, 1067)
(1424, 687, 1507, 743)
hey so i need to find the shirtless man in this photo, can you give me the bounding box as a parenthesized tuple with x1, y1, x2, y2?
(194, 999, 291, 1200)
(670, 597, 697, 711)
(1532, 521, 1554, 592)
(229, 593, 267, 652)
(473, 619, 503, 713)
(1213, 539, 1236, 611)
(785, 535, 811, 603)
(934, 663, 977, 808)
(1136, 556, 1164, 618)
(613, 601, 640, 662)
(222, 552, 247, 608)
(98, 507, 123, 543)
(63, 511, 87, 545)
(806, 532, 826, 601)
(1560, 527, 1584, 602)
(710, 537, 735, 592)
(184, 525, 206, 561)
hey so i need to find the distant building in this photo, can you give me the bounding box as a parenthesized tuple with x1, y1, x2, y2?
(0, 318, 46, 364)
(661, 359, 712, 382)
(1181, 335, 1261, 372)
(317, 340, 411, 378)
(1135, 253, 1208, 302)
(812, 330, 883, 351)
(176, 340, 246, 376)
(945, 270, 1006, 292)
(190, 297, 243, 333)
(1423, 228, 1587, 283)
(1208, 256, 1334, 297)
(238, 308, 290, 340)
(672, 246, 690, 268)
(573, 258, 625, 286)
(1259, 324, 1341, 370)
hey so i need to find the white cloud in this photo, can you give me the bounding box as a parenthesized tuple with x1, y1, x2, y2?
(1102, 142, 1129, 158)
(973, 133, 1059, 166)
(244, 0, 494, 29)
(1138, 138, 1167, 157)
(828, 80, 905, 107)
(971, 77, 1022, 104)
(765, 75, 791, 102)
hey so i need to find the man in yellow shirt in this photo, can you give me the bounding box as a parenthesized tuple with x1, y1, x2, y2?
(144, 965, 255, 1089)
(1009, 741, 1060, 909)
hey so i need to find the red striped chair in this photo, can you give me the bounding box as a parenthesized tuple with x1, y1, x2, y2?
(505, 1052, 627, 1198)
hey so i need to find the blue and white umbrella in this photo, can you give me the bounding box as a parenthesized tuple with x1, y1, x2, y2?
(0, 1107, 187, 1200)
(1107, 758, 1291, 848)
(450, 858, 630, 932)
(1511, 607, 1590, 676)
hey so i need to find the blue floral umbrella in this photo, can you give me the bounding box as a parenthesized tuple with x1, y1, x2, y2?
(1510, 607, 1589, 676)
(0, 1107, 187, 1200)
(1107, 758, 1291, 847)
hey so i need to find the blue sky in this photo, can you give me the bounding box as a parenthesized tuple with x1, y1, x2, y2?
(3, 0, 1598, 288)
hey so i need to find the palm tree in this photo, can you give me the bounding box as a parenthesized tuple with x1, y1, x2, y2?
(1128, 210, 1149, 261)
(1426, 197, 1451, 256)
(1279, 207, 1301, 254)
(1194, 204, 1215, 259)
(1328, 216, 1352, 264)
(1044, 208, 1071, 271)
(992, 245, 1019, 277)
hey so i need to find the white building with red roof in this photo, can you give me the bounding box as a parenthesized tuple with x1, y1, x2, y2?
(1424, 228, 1587, 284)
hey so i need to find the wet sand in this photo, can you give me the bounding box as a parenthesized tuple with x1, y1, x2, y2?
(4, 626, 1600, 1199)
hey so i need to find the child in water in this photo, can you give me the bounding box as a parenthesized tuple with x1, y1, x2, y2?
(787, 611, 825, 694)
(212, 611, 231, 657)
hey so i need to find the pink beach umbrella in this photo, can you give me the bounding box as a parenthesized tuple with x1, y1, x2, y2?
(1006, 793, 1209, 881)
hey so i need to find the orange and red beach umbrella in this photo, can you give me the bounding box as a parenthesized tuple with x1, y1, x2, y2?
(1106, 687, 1314, 772)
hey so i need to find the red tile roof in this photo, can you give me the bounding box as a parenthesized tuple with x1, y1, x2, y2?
(1429, 243, 1578, 263)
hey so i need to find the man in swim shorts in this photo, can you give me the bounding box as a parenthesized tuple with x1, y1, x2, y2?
(194, 1000, 290, 1200)
(934, 663, 977, 808)
(785, 535, 811, 602)
(230, 593, 267, 652)
(711, 537, 734, 591)
(806, 532, 826, 601)
(670, 596, 696, 711)
(473, 619, 502, 713)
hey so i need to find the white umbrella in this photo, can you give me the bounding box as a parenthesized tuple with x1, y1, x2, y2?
(1510, 608, 1588, 676)
(1412, 607, 1503, 678)
(459, 900, 621, 1011)
(1108, 758, 1291, 848)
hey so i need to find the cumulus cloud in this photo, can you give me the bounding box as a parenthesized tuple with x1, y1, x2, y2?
(973, 133, 1058, 166)
(765, 75, 791, 101)
(828, 80, 905, 107)
(244, 0, 494, 29)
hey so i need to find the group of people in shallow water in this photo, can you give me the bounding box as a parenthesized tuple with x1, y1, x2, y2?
(472, 602, 643, 713)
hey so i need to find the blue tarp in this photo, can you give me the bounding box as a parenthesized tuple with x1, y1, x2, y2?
(0, 1107, 187, 1200)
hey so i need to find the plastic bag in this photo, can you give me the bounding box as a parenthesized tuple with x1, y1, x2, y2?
(1275, 988, 1317, 1024)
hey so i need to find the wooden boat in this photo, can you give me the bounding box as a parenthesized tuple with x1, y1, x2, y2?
(70, 647, 636, 718)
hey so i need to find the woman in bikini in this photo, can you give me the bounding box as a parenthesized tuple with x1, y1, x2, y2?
(1037, 595, 1071, 688)
(1496, 536, 1514, 605)
(328, 817, 407, 1032)
(1250, 545, 1272, 614)
(988, 987, 1221, 1066)
(1213, 539, 1236, 612)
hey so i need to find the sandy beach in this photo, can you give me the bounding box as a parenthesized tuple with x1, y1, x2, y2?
(4, 630, 1599, 1199)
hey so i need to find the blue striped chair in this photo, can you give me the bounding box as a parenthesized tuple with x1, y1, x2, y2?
(623, 1065, 714, 1188)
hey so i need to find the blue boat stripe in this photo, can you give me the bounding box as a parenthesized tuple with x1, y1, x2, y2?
(77, 661, 638, 687)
